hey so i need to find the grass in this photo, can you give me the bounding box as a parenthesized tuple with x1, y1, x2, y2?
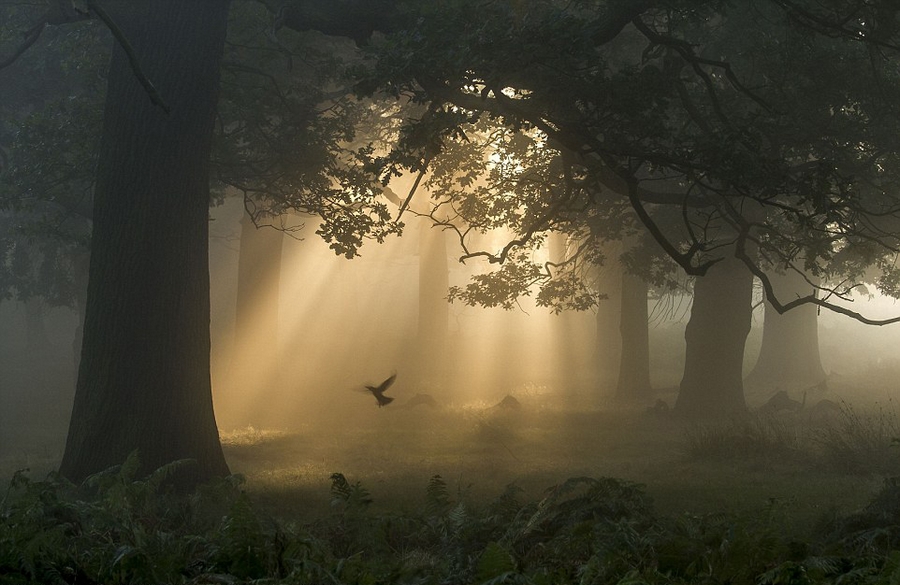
(213, 398, 884, 541)
(812, 400, 900, 474)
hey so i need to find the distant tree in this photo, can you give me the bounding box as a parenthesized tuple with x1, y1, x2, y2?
(745, 270, 827, 392)
(616, 273, 651, 401)
(416, 221, 450, 384)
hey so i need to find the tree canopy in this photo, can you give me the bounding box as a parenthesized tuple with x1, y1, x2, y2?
(314, 0, 900, 318)
(5, 1, 899, 316)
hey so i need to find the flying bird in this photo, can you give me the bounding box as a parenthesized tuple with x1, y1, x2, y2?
(363, 373, 397, 407)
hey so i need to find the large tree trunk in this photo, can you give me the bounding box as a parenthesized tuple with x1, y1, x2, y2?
(745, 270, 826, 391)
(615, 273, 652, 400)
(60, 1, 231, 485)
(675, 255, 753, 419)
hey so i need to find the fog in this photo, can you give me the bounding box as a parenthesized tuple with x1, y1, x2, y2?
(3, 195, 900, 487)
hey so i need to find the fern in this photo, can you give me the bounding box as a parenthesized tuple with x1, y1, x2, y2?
(329, 472, 373, 514)
(426, 474, 452, 517)
(476, 541, 516, 582)
(875, 551, 900, 585)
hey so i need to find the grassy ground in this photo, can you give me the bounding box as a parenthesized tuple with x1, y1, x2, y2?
(220, 399, 887, 538)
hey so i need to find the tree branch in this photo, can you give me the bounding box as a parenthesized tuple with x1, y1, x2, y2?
(87, 0, 170, 114)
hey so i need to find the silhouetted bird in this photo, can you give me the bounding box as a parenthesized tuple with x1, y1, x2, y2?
(364, 373, 396, 407)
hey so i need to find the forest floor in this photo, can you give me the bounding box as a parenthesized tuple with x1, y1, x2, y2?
(2, 349, 898, 541)
(221, 392, 892, 540)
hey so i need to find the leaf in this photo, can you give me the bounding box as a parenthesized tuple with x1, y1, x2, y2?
(476, 541, 516, 583)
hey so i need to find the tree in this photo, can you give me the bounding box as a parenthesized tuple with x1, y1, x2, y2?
(0, 9, 103, 367)
(616, 273, 652, 401)
(676, 253, 754, 418)
(228, 213, 284, 405)
(416, 220, 450, 385)
(745, 269, 827, 392)
(58, 1, 232, 484)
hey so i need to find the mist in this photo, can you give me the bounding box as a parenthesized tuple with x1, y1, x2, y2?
(5, 198, 900, 473)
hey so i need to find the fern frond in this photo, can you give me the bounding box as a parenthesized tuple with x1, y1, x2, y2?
(426, 475, 452, 517)
(476, 541, 516, 582)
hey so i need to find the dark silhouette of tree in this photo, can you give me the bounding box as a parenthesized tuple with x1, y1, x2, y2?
(58, 1, 232, 484)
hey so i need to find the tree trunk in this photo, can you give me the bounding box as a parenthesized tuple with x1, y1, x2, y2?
(415, 222, 449, 384)
(228, 212, 283, 401)
(548, 232, 580, 399)
(675, 255, 753, 419)
(745, 270, 826, 391)
(593, 242, 624, 395)
(615, 273, 652, 400)
(60, 1, 231, 485)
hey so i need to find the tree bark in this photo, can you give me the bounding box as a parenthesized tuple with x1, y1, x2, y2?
(745, 270, 826, 390)
(60, 0, 231, 485)
(615, 273, 652, 400)
(675, 254, 753, 419)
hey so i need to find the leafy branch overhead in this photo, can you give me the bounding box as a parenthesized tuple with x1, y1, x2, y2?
(4, 0, 900, 316)
(333, 0, 900, 317)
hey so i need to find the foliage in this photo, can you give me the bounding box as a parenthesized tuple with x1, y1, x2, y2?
(213, 0, 403, 259)
(8, 458, 900, 585)
(0, 12, 107, 306)
(345, 0, 900, 318)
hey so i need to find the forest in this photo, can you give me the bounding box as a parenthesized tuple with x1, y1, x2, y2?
(3, 0, 900, 583)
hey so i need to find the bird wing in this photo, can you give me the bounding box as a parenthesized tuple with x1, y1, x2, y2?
(376, 373, 397, 393)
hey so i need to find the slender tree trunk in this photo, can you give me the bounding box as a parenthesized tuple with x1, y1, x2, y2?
(745, 270, 826, 390)
(616, 273, 652, 400)
(548, 232, 580, 398)
(675, 255, 753, 419)
(60, 1, 231, 485)
(229, 212, 283, 396)
(593, 242, 624, 395)
(415, 222, 449, 384)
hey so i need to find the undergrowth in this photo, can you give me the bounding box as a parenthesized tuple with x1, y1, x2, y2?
(685, 402, 900, 476)
(5, 454, 900, 584)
